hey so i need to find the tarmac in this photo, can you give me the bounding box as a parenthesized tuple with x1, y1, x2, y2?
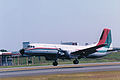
(1, 62, 120, 78)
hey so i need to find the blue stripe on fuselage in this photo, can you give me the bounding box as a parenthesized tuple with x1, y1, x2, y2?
(25, 48, 58, 55)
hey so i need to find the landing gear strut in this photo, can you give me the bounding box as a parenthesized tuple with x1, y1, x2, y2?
(73, 59, 79, 64)
(52, 49, 60, 66)
(53, 60, 58, 66)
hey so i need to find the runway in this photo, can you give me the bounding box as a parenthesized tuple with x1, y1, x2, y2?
(1, 62, 120, 78)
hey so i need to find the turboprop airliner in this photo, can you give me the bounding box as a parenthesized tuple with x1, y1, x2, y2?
(20, 28, 113, 66)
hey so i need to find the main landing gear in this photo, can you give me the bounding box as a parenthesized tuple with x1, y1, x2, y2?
(73, 59, 79, 64)
(53, 60, 58, 66)
(52, 59, 79, 66)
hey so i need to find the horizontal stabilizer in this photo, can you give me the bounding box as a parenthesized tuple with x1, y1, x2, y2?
(107, 48, 120, 52)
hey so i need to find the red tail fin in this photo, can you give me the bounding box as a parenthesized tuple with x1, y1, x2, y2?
(97, 28, 112, 48)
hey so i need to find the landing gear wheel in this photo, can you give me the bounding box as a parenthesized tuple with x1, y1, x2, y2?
(53, 61, 58, 66)
(73, 59, 79, 64)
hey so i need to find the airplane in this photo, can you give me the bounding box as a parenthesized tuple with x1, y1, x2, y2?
(20, 28, 113, 66)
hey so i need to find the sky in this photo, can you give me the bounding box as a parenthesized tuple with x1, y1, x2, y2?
(0, 0, 120, 51)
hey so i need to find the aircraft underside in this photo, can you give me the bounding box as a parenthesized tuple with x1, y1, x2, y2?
(21, 49, 108, 66)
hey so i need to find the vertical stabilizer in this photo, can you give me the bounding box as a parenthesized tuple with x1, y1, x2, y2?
(97, 28, 112, 48)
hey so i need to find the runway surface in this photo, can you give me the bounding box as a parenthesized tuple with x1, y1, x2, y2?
(1, 62, 120, 78)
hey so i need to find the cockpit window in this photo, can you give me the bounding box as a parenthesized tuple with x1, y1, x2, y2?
(27, 45, 30, 48)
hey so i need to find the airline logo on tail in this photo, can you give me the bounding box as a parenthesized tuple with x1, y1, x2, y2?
(97, 28, 112, 48)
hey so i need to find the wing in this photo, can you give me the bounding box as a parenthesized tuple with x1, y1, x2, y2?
(71, 44, 107, 57)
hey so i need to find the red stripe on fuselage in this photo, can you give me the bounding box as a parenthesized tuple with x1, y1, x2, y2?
(26, 47, 58, 50)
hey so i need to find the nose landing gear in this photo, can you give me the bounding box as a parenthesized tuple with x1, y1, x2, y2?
(53, 60, 58, 66)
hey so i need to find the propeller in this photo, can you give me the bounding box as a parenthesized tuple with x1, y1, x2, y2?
(19, 49, 25, 56)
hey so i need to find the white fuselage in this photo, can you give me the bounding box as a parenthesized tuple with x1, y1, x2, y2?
(25, 43, 110, 58)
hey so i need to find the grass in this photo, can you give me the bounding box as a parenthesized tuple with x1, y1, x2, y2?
(1, 70, 120, 80)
